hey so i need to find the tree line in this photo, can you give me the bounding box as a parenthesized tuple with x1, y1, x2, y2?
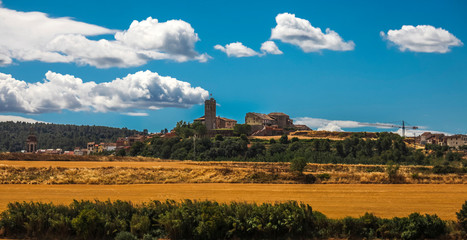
(128, 131, 464, 166)
(1, 199, 465, 240)
(0, 122, 142, 152)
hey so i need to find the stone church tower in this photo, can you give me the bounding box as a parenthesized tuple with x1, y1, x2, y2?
(205, 98, 216, 130)
(26, 128, 38, 153)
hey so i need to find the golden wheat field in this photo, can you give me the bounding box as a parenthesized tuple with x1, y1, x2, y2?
(0, 158, 465, 220)
(0, 184, 465, 220)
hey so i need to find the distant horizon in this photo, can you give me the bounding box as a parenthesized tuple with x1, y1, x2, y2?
(0, 0, 465, 135)
(0, 113, 457, 137)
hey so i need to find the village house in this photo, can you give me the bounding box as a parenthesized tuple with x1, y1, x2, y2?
(194, 116, 237, 129)
(245, 112, 275, 126)
(445, 134, 467, 149)
(245, 112, 310, 136)
(36, 149, 62, 155)
(419, 132, 446, 146)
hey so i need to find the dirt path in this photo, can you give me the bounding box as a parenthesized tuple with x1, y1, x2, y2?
(0, 184, 465, 220)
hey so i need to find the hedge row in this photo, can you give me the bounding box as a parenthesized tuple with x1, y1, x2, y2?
(0, 200, 466, 240)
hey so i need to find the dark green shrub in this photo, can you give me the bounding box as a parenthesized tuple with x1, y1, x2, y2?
(290, 157, 307, 174)
(279, 134, 289, 144)
(240, 134, 249, 143)
(386, 161, 401, 183)
(433, 165, 458, 174)
(457, 201, 467, 232)
(214, 134, 224, 141)
(401, 213, 445, 240)
(72, 208, 106, 239)
(115, 231, 137, 240)
(0, 199, 455, 240)
(130, 214, 150, 238)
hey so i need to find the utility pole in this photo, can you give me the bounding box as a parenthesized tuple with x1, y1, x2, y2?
(413, 132, 416, 151)
(402, 120, 405, 138)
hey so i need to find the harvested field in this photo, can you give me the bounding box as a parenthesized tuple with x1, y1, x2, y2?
(0, 184, 465, 220)
(0, 160, 465, 184)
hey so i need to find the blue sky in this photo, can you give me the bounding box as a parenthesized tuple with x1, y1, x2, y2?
(0, 0, 465, 134)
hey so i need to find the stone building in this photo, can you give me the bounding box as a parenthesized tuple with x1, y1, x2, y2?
(445, 135, 467, 149)
(216, 117, 237, 129)
(245, 112, 294, 128)
(205, 98, 217, 130)
(245, 112, 275, 126)
(194, 116, 237, 129)
(419, 132, 446, 145)
(194, 97, 237, 130)
(26, 129, 37, 153)
(267, 112, 294, 128)
(245, 112, 311, 136)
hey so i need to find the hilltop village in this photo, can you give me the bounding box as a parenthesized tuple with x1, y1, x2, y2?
(21, 97, 467, 155)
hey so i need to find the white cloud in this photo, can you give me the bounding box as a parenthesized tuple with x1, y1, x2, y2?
(0, 7, 208, 68)
(270, 13, 355, 52)
(0, 115, 45, 123)
(122, 112, 149, 117)
(293, 117, 447, 136)
(215, 40, 284, 57)
(295, 117, 361, 131)
(318, 122, 344, 132)
(214, 42, 259, 57)
(0, 70, 209, 114)
(260, 41, 283, 55)
(381, 25, 463, 53)
(393, 128, 449, 137)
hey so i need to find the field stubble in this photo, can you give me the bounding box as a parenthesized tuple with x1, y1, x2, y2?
(0, 158, 465, 221)
(0, 183, 465, 220)
(0, 160, 465, 184)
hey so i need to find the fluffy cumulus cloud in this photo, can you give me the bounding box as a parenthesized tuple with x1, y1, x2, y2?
(214, 42, 259, 57)
(270, 13, 355, 52)
(215, 40, 283, 57)
(381, 25, 463, 53)
(260, 41, 283, 55)
(0, 7, 208, 68)
(0, 71, 209, 114)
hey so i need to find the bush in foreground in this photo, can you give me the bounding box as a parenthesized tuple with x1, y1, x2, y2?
(0, 199, 460, 240)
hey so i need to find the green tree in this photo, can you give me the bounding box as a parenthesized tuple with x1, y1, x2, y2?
(129, 141, 145, 156)
(71, 209, 105, 239)
(386, 161, 401, 183)
(240, 134, 249, 143)
(116, 149, 126, 157)
(130, 214, 151, 238)
(279, 134, 289, 144)
(215, 134, 224, 141)
(233, 124, 251, 136)
(290, 157, 307, 174)
(192, 121, 207, 137)
(115, 231, 138, 240)
(457, 200, 467, 232)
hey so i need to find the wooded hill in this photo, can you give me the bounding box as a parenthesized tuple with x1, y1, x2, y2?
(0, 122, 142, 152)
